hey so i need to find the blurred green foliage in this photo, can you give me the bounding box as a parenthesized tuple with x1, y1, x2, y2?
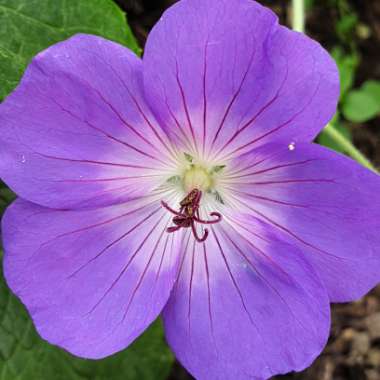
(342, 82, 380, 123)
(317, 0, 380, 153)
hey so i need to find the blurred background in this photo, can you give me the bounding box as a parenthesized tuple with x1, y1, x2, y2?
(0, 0, 379, 379)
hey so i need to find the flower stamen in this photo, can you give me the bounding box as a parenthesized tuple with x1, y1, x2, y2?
(161, 189, 222, 243)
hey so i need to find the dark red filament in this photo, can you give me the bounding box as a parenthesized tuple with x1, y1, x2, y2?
(161, 189, 222, 242)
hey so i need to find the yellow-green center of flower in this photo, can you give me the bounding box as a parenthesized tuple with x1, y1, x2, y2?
(161, 154, 226, 242)
(183, 165, 214, 192)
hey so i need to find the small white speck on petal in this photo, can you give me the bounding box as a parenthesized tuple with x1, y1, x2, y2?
(288, 142, 296, 151)
(20, 154, 26, 163)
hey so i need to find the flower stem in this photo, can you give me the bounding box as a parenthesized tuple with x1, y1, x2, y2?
(292, 0, 377, 172)
(323, 124, 377, 172)
(292, 0, 305, 33)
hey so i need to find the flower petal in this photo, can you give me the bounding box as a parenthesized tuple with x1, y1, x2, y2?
(227, 142, 380, 302)
(163, 222, 330, 379)
(0, 34, 175, 209)
(2, 197, 181, 358)
(143, 0, 338, 159)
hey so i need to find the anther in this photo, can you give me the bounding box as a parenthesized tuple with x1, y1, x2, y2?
(161, 188, 222, 243)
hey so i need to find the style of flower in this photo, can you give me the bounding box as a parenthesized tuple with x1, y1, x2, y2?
(1, 0, 380, 379)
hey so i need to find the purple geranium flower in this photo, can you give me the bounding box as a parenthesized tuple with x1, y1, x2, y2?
(1, 0, 380, 378)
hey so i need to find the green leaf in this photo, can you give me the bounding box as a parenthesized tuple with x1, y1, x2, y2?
(336, 13, 358, 41)
(362, 80, 380, 101)
(0, 260, 173, 380)
(305, 0, 315, 10)
(0, 47, 25, 99)
(331, 47, 359, 98)
(342, 88, 380, 123)
(0, 185, 16, 215)
(0, 0, 140, 100)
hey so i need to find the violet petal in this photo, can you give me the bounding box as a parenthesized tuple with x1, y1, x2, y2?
(229, 142, 380, 302)
(2, 197, 182, 358)
(143, 0, 339, 159)
(163, 221, 330, 379)
(0, 34, 173, 210)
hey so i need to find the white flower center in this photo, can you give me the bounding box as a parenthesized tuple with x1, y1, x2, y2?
(163, 153, 226, 206)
